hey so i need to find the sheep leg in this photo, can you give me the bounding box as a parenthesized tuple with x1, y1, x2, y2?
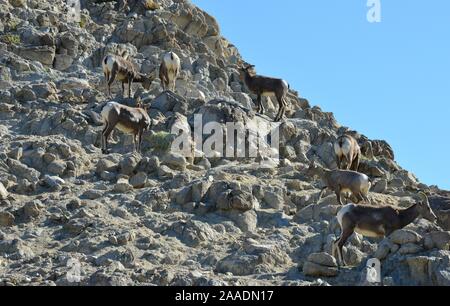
(108, 65, 118, 98)
(256, 95, 263, 114)
(102, 124, 115, 154)
(335, 187, 345, 205)
(275, 96, 287, 122)
(345, 156, 352, 170)
(133, 133, 138, 153)
(362, 193, 370, 204)
(335, 227, 353, 267)
(162, 72, 168, 92)
(318, 187, 327, 202)
(274, 95, 283, 121)
(101, 121, 109, 152)
(351, 154, 360, 172)
(171, 69, 178, 91)
(274, 102, 282, 121)
(336, 155, 342, 170)
(331, 240, 338, 258)
(343, 192, 350, 204)
(275, 108, 281, 122)
(159, 66, 166, 92)
(138, 130, 143, 153)
(104, 71, 110, 84)
(104, 71, 111, 97)
(128, 76, 133, 98)
(355, 192, 364, 204)
(162, 75, 169, 92)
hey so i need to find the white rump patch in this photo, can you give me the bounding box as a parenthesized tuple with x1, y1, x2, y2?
(102, 55, 115, 74)
(334, 137, 352, 157)
(163, 52, 181, 70)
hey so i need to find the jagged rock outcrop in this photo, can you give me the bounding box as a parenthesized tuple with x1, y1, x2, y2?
(0, 0, 448, 286)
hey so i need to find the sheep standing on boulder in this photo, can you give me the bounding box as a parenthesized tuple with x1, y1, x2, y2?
(333, 192, 437, 266)
(239, 64, 290, 122)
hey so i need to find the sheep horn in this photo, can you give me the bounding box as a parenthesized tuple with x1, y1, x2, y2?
(418, 192, 428, 203)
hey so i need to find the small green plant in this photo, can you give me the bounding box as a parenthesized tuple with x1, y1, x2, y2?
(143, 0, 161, 11)
(79, 15, 87, 28)
(6, 19, 19, 31)
(148, 131, 174, 152)
(1, 34, 21, 45)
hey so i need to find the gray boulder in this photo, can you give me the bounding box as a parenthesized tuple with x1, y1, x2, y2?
(0, 211, 15, 227)
(0, 182, 8, 200)
(389, 229, 421, 245)
(18, 46, 55, 66)
(423, 231, 450, 250)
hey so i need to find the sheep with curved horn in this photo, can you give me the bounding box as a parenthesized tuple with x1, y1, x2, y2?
(100, 97, 152, 154)
(332, 192, 437, 266)
(239, 64, 290, 122)
(102, 51, 156, 98)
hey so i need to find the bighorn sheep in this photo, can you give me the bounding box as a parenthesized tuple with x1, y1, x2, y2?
(334, 135, 361, 171)
(102, 52, 155, 98)
(239, 65, 289, 122)
(159, 51, 181, 92)
(307, 161, 371, 205)
(332, 192, 437, 266)
(100, 98, 151, 154)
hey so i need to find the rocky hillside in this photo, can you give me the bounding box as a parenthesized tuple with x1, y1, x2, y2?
(0, 0, 449, 286)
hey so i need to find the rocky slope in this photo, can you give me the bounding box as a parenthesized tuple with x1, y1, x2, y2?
(0, 0, 449, 286)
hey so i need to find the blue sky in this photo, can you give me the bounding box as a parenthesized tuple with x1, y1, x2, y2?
(192, 0, 450, 190)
